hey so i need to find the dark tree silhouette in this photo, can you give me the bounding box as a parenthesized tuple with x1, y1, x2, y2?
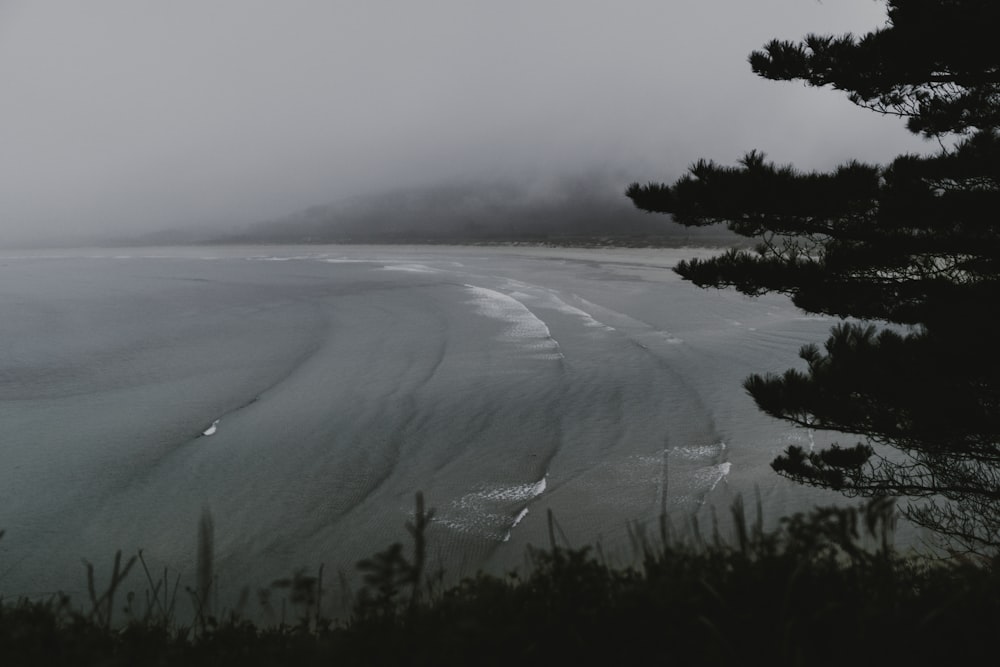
(627, 0, 1000, 554)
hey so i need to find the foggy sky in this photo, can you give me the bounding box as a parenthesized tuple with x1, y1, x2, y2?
(1, 1, 930, 245)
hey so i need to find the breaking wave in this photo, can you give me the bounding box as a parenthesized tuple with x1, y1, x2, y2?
(464, 285, 563, 359)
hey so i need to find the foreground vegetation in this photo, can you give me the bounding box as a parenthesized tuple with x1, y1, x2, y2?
(2, 497, 998, 666)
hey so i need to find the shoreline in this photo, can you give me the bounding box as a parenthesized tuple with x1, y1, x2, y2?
(0, 241, 733, 268)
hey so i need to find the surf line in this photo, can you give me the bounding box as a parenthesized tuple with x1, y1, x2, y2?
(501, 474, 548, 542)
(199, 396, 261, 438)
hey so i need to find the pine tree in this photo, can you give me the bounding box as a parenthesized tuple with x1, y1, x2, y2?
(627, 0, 1000, 554)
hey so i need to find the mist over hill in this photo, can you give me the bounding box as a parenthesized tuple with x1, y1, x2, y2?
(210, 176, 733, 247)
(76, 175, 734, 248)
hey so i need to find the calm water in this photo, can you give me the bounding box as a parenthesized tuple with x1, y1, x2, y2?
(0, 245, 852, 606)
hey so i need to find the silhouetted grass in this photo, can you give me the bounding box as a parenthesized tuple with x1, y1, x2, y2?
(1, 495, 997, 665)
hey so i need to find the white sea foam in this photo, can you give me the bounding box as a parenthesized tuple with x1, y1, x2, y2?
(382, 263, 438, 274)
(500, 278, 532, 291)
(547, 296, 615, 331)
(436, 475, 548, 541)
(246, 254, 338, 262)
(672, 441, 727, 461)
(464, 285, 562, 359)
(504, 507, 531, 542)
(483, 476, 547, 501)
(781, 429, 816, 453)
(694, 462, 732, 494)
(495, 284, 614, 332)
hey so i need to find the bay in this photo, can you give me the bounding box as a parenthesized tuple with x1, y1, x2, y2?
(0, 245, 862, 608)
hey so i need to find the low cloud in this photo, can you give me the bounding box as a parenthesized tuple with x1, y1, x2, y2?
(0, 1, 930, 246)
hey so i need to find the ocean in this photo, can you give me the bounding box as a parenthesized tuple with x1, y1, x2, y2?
(0, 245, 852, 609)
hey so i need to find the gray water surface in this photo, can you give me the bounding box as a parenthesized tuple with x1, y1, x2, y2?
(0, 246, 851, 607)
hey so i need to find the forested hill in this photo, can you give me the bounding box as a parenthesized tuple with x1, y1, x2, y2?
(183, 179, 734, 247)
